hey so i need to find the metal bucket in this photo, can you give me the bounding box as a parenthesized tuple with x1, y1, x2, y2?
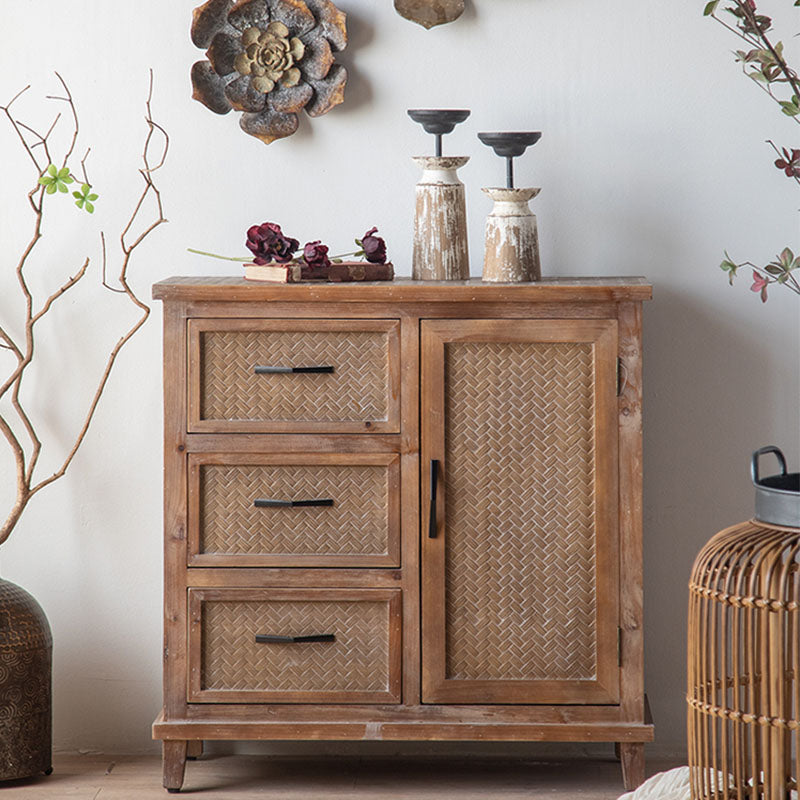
(752, 446, 800, 528)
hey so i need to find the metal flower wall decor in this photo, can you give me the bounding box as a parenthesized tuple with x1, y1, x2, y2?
(191, 0, 347, 144)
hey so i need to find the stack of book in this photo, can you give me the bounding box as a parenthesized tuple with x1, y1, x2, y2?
(244, 261, 394, 283)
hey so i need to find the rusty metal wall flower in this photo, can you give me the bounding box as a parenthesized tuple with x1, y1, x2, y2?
(191, 0, 347, 144)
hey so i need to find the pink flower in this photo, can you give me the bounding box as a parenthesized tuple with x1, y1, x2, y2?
(750, 269, 769, 303)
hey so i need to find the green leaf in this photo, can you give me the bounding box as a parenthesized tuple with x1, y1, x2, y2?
(47, 164, 57, 177)
(85, 202, 94, 214)
(72, 190, 82, 200)
(38, 176, 52, 186)
(765, 264, 783, 275)
(88, 193, 98, 202)
(57, 182, 68, 193)
(704, 0, 720, 15)
(780, 100, 800, 116)
(74, 197, 84, 209)
(57, 167, 71, 181)
(780, 247, 794, 266)
(45, 182, 56, 194)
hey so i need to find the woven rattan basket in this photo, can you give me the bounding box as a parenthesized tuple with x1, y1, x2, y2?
(688, 518, 800, 800)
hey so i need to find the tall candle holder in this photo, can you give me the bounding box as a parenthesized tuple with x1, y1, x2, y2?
(408, 109, 471, 281)
(477, 131, 542, 283)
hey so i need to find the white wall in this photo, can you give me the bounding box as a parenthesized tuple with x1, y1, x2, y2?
(0, 0, 797, 757)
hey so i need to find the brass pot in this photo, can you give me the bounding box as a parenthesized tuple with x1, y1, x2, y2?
(0, 578, 52, 780)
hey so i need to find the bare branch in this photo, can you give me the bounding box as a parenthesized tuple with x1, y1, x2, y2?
(0, 73, 166, 543)
(1, 86, 44, 173)
(0, 413, 28, 546)
(1, 84, 31, 111)
(31, 258, 91, 324)
(100, 232, 124, 294)
(79, 147, 91, 186)
(53, 72, 79, 166)
(0, 326, 22, 360)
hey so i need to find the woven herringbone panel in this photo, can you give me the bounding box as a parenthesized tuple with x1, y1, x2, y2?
(199, 330, 390, 423)
(444, 341, 598, 682)
(202, 599, 390, 693)
(199, 463, 390, 557)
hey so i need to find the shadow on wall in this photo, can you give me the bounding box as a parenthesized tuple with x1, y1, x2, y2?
(642, 284, 786, 754)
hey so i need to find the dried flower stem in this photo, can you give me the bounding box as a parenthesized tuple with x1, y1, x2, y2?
(0, 71, 168, 545)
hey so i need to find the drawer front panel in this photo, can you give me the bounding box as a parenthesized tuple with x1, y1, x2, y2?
(188, 588, 402, 703)
(188, 319, 401, 433)
(188, 454, 401, 567)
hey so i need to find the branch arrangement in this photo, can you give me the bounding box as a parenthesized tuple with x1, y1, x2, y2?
(704, 0, 800, 300)
(0, 72, 168, 545)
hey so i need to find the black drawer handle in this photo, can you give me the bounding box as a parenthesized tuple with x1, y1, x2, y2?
(255, 634, 336, 644)
(254, 365, 335, 374)
(429, 459, 439, 539)
(254, 498, 334, 508)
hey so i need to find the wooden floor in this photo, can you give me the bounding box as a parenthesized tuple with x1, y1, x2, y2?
(0, 752, 680, 799)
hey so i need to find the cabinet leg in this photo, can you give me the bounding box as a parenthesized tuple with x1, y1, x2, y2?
(619, 742, 645, 791)
(614, 742, 621, 761)
(163, 740, 188, 793)
(186, 740, 203, 760)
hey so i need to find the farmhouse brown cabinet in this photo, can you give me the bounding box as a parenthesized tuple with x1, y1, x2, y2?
(152, 277, 653, 793)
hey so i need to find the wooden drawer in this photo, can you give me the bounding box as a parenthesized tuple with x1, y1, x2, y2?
(187, 319, 401, 433)
(188, 453, 401, 568)
(188, 588, 402, 704)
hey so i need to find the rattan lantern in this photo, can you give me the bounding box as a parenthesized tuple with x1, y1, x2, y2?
(687, 449, 800, 800)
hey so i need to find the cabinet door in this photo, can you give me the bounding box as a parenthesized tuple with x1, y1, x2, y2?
(421, 319, 620, 705)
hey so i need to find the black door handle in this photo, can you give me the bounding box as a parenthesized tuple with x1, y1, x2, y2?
(429, 459, 439, 539)
(255, 634, 336, 644)
(254, 498, 334, 508)
(254, 365, 334, 374)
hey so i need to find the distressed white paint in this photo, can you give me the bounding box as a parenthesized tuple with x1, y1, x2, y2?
(412, 156, 470, 280)
(482, 187, 541, 282)
(0, 0, 797, 758)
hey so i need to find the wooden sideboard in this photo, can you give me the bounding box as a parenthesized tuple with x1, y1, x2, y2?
(152, 277, 653, 793)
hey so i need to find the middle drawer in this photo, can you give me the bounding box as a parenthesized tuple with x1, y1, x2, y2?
(188, 453, 401, 568)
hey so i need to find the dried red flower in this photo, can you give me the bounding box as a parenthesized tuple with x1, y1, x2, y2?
(360, 227, 387, 264)
(246, 222, 299, 264)
(301, 240, 331, 269)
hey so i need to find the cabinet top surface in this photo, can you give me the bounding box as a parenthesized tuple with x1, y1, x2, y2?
(153, 276, 652, 303)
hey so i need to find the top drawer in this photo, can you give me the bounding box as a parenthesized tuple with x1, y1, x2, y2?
(187, 319, 401, 433)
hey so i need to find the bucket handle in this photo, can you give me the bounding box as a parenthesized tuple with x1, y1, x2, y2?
(751, 446, 788, 485)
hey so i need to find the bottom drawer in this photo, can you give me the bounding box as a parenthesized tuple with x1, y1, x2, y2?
(188, 588, 402, 703)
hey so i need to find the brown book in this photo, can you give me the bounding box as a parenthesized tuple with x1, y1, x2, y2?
(243, 263, 303, 283)
(328, 262, 394, 282)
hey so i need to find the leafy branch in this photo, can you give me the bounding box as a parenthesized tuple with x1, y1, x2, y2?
(0, 72, 168, 545)
(703, 0, 800, 300)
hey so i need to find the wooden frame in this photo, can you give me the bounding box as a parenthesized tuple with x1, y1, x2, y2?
(152, 278, 653, 794)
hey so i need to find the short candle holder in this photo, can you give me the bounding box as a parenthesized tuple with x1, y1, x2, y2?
(408, 109, 471, 281)
(478, 131, 542, 283)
